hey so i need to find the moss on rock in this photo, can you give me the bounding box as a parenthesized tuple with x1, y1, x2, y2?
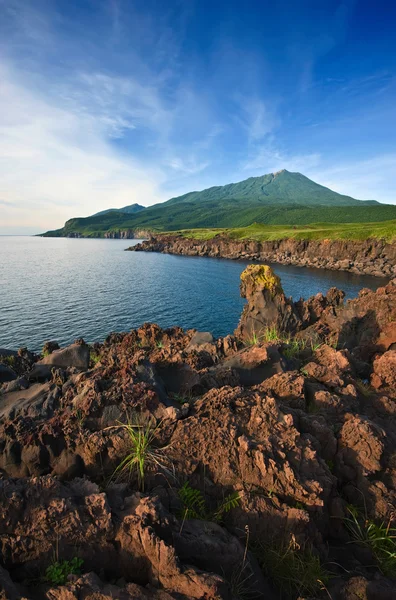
(240, 264, 282, 297)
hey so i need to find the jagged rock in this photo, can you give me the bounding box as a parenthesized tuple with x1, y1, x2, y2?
(371, 350, 396, 392)
(45, 572, 179, 599)
(235, 265, 300, 341)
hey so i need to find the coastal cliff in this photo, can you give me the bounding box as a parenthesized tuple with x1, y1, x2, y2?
(1, 267, 396, 598)
(128, 234, 396, 277)
(104, 229, 151, 239)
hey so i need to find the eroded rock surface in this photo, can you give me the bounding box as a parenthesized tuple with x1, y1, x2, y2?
(1, 266, 396, 599)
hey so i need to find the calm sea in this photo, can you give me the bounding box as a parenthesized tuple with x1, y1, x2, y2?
(0, 236, 384, 352)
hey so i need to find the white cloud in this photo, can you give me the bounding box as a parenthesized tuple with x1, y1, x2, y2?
(243, 144, 321, 174)
(0, 63, 166, 233)
(309, 155, 396, 202)
(237, 97, 277, 142)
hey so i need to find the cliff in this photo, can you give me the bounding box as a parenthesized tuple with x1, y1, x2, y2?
(128, 234, 396, 277)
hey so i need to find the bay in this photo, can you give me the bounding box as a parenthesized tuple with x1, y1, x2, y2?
(0, 236, 384, 351)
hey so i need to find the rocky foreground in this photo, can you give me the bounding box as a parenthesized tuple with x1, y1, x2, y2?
(128, 235, 396, 278)
(1, 266, 396, 600)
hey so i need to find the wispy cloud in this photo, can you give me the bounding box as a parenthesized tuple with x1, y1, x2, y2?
(0, 63, 166, 231)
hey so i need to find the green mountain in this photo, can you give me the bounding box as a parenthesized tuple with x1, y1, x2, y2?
(166, 170, 378, 207)
(42, 170, 395, 238)
(92, 203, 145, 217)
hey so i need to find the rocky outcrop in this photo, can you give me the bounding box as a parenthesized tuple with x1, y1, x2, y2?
(1, 270, 396, 598)
(128, 235, 396, 277)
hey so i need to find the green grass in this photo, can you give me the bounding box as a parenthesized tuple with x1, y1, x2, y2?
(254, 537, 329, 598)
(344, 506, 396, 577)
(245, 325, 283, 347)
(111, 418, 168, 491)
(171, 219, 396, 243)
(40, 171, 396, 238)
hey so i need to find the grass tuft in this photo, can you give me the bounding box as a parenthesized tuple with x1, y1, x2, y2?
(344, 506, 396, 577)
(254, 535, 329, 598)
(112, 417, 169, 491)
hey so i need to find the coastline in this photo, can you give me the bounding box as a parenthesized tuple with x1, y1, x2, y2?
(1, 266, 396, 598)
(128, 234, 396, 278)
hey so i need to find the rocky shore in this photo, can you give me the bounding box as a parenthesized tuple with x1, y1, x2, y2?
(128, 235, 396, 277)
(1, 267, 396, 599)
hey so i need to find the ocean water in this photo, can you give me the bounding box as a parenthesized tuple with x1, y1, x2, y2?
(0, 236, 385, 352)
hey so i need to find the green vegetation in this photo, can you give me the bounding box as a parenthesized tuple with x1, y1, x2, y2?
(262, 325, 282, 342)
(178, 482, 241, 523)
(41, 170, 396, 238)
(283, 338, 308, 359)
(344, 506, 396, 577)
(45, 557, 84, 585)
(245, 325, 281, 346)
(175, 220, 396, 242)
(112, 418, 167, 490)
(89, 348, 101, 366)
(254, 537, 329, 598)
(0, 355, 16, 367)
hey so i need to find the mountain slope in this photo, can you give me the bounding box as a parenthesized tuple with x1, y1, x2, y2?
(42, 170, 393, 237)
(166, 170, 378, 207)
(92, 203, 145, 217)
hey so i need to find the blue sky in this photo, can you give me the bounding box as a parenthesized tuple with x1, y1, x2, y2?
(1, 0, 395, 233)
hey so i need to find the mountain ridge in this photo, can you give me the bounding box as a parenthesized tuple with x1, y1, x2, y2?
(41, 169, 393, 238)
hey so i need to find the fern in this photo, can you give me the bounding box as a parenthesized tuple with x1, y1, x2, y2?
(178, 482, 206, 519)
(213, 491, 241, 522)
(178, 483, 241, 522)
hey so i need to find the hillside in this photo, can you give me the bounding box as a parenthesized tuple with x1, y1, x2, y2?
(92, 203, 145, 217)
(165, 169, 378, 207)
(41, 170, 395, 237)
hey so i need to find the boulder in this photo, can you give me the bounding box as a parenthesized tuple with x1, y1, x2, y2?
(0, 363, 17, 383)
(38, 343, 90, 370)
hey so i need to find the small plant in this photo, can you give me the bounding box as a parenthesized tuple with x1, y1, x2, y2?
(90, 349, 101, 365)
(178, 482, 241, 523)
(344, 506, 396, 577)
(254, 535, 329, 598)
(172, 392, 194, 405)
(45, 557, 83, 585)
(75, 409, 85, 430)
(1, 355, 16, 367)
(325, 333, 338, 349)
(310, 340, 322, 353)
(178, 481, 206, 519)
(213, 491, 242, 522)
(111, 418, 169, 491)
(355, 379, 373, 398)
(262, 325, 281, 343)
(246, 332, 259, 346)
(156, 340, 164, 349)
(283, 338, 307, 360)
